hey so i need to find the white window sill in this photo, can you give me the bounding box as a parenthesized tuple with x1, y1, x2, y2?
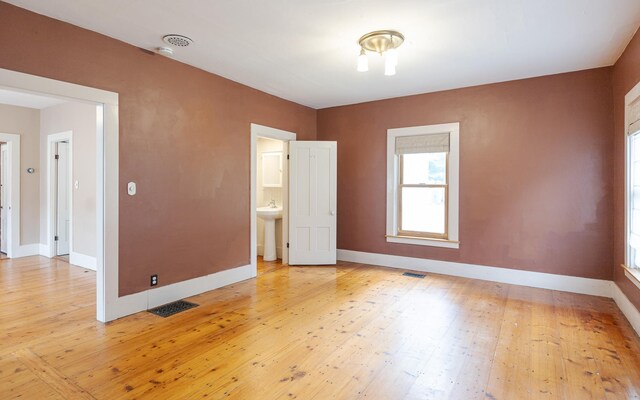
(622, 264, 640, 291)
(386, 235, 459, 249)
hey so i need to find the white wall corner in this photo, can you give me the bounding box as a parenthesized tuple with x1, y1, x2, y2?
(39, 243, 50, 257)
(337, 249, 612, 298)
(612, 283, 640, 337)
(69, 252, 97, 271)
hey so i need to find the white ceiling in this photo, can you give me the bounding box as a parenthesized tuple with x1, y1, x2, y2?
(7, 0, 640, 109)
(0, 88, 67, 109)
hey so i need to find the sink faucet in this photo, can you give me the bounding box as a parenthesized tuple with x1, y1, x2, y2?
(268, 199, 277, 208)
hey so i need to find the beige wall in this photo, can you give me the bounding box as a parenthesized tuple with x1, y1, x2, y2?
(256, 137, 284, 258)
(40, 102, 97, 258)
(0, 103, 40, 245)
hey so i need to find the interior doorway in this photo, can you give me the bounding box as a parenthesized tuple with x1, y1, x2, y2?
(54, 139, 71, 256)
(0, 67, 119, 322)
(0, 143, 6, 256)
(250, 124, 296, 276)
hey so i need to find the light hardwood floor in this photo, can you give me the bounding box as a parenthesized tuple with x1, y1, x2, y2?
(1, 256, 640, 399)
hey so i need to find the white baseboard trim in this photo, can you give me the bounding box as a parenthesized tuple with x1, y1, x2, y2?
(69, 252, 97, 271)
(612, 283, 640, 337)
(106, 263, 254, 322)
(337, 249, 612, 298)
(14, 244, 40, 258)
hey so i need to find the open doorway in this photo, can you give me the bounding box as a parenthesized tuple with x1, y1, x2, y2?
(53, 138, 71, 259)
(250, 124, 296, 275)
(0, 67, 119, 322)
(0, 143, 6, 257)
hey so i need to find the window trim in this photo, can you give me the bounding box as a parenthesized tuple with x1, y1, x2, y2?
(386, 123, 460, 249)
(625, 80, 640, 270)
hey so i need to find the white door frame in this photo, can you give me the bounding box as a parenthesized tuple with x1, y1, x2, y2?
(250, 123, 296, 275)
(0, 132, 20, 259)
(46, 131, 73, 258)
(0, 68, 119, 322)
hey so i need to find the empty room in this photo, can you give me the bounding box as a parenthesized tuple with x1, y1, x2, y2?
(1, 0, 640, 399)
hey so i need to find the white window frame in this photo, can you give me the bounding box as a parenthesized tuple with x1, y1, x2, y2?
(386, 123, 460, 249)
(625, 82, 640, 272)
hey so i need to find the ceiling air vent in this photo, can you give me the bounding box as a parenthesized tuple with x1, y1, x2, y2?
(163, 34, 193, 47)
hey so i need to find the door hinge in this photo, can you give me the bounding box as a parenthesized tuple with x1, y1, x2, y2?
(54, 236, 59, 241)
(286, 243, 289, 248)
(287, 154, 290, 160)
(54, 154, 59, 160)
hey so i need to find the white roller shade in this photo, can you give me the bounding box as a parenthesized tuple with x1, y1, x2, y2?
(395, 133, 449, 155)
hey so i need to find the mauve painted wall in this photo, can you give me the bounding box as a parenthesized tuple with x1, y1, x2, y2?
(318, 68, 614, 280)
(613, 29, 640, 311)
(0, 2, 316, 296)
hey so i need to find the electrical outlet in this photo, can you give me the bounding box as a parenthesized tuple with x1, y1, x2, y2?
(150, 274, 158, 286)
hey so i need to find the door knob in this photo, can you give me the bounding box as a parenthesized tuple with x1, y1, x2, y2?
(330, 211, 336, 216)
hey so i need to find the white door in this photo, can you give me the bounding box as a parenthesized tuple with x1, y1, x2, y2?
(289, 141, 337, 265)
(56, 141, 71, 255)
(0, 144, 6, 254)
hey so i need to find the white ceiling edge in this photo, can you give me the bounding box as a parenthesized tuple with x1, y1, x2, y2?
(316, 62, 618, 110)
(5, 0, 640, 109)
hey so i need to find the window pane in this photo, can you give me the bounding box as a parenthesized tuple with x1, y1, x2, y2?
(402, 153, 447, 184)
(633, 186, 640, 210)
(633, 209, 640, 234)
(633, 160, 640, 186)
(401, 187, 446, 234)
(633, 134, 640, 156)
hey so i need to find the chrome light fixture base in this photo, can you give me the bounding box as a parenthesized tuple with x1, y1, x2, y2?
(358, 30, 404, 54)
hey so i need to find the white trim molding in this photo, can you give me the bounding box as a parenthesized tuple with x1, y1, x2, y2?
(70, 252, 97, 271)
(0, 67, 119, 323)
(14, 244, 40, 258)
(337, 249, 611, 297)
(107, 263, 254, 321)
(0, 133, 21, 258)
(386, 122, 460, 249)
(612, 283, 640, 337)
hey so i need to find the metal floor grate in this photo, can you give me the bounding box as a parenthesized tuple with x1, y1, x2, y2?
(148, 300, 198, 318)
(403, 272, 426, 279)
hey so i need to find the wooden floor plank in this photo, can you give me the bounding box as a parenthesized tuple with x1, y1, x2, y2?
(1, 256, 640, 399)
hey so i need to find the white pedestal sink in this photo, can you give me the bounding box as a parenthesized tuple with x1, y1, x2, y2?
(257, 206, 283, 261)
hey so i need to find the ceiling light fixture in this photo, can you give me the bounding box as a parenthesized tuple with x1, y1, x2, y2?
(357, 30, 404, 76)
(157, 46, 174, 57)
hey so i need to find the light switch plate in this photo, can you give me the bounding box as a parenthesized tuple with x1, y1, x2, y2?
(127, 182, 136, 196)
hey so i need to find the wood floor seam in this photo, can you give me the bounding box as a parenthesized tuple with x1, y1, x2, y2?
(13, 348, 96, 400)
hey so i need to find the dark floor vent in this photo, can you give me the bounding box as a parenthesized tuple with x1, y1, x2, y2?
(403, 272, 426, 279)
(148, 300, 198, 318)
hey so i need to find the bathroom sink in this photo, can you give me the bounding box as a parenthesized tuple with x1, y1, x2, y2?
(257, 206, 282, 262)
(256, 206, 283, 220)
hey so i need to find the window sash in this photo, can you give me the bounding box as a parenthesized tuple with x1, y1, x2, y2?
(397, 153, 449, 239)
(630, 133, 640, 268)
